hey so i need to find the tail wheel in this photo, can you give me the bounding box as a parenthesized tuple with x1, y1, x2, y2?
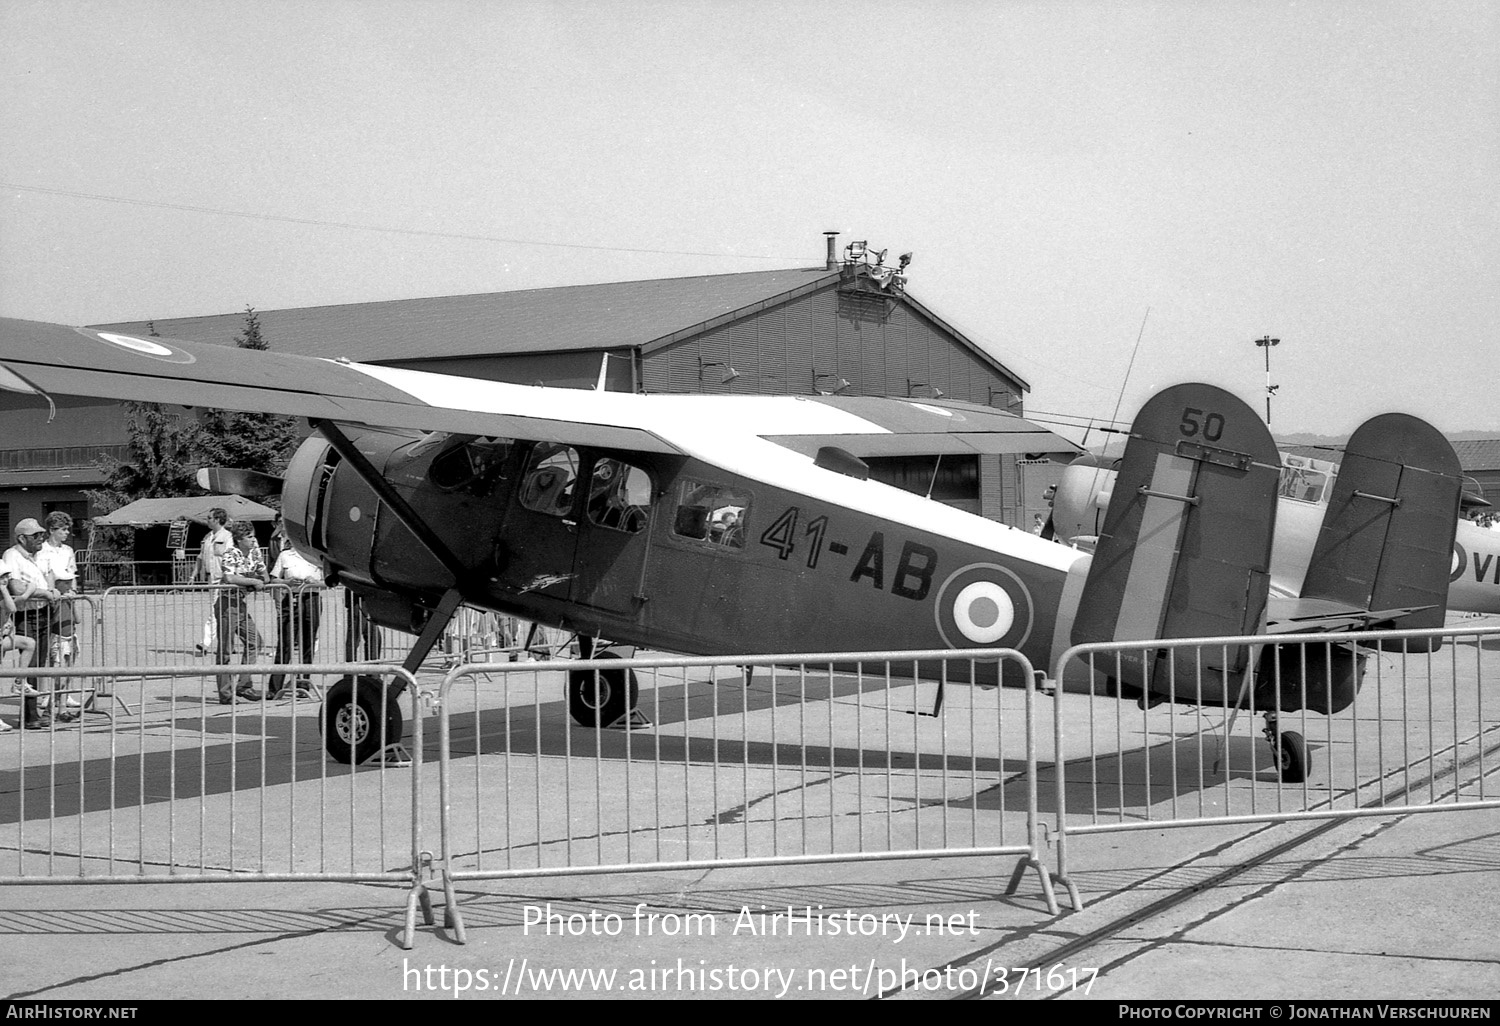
(322, 674, 403, 764)
(567, 652, 638, 728)
(1273, 730, 1309, 784)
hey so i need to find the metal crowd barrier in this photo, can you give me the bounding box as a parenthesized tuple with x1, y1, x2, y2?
(1048, 624, 1500, 909)
(434, 648, 1055, 944)
(0, 662, 435, 949)
(94, 584, 554, 674)
(8, 622, 1497, 948)
(96, 583, 407, 670)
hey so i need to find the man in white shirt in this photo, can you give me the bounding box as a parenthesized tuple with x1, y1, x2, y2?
(197, 507, 232, 582)
(195, 508, 232, 655)
(267, 519, 324, 698)
(3, 518, 71, 724)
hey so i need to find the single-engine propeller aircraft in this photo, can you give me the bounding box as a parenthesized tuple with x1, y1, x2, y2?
(0, 318, 1464, 782)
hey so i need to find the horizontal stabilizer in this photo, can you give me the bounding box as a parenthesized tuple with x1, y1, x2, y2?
(1265, 595, 1435, 634)
(1300, 413, 1462, 650)
(1072, 383, 1280, 700)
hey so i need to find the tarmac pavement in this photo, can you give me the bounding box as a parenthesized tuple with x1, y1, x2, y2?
(2, 806, 1495, 1000)
(1, 634, 1497, 1002)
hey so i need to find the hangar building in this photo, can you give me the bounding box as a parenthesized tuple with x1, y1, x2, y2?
(2, 238, 1069, 537)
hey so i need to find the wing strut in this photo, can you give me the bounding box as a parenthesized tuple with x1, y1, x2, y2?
(312, 419, 468, 586)
(312, 420, 474, 679)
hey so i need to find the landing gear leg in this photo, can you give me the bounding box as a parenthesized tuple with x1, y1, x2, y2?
(1262, 713, 1309, 784)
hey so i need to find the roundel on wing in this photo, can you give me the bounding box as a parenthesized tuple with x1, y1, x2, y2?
(1452, 542, 1467, 583)
(933, 562, 1034, 651)
(90, 331, 197, 365)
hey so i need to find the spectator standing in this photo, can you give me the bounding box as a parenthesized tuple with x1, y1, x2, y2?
(37, 511, 80, 674)
(195, 508, 232, 655)
(215, 521, 266, 704)
(267, 519, 324, 698)
(3, 519, 71, 723)
(343, 590, 383, 663)
(0, 565, 39, 730)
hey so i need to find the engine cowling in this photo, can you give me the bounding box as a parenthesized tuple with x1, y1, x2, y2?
(281, 428, 507, 633)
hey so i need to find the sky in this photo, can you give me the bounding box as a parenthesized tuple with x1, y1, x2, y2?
(2, 0, 1496, 442)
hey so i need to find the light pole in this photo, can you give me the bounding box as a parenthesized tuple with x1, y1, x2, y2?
(1254, 336, 1280, 424)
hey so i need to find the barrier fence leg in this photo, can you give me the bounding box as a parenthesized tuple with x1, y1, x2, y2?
(402, 863, 437, 950)
(1004, 853, 1062, 917)
(443, 869, 467, 944)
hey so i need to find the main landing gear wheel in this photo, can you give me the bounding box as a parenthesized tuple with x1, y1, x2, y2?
(323, 675, 404, 764)
(1263, 714, 1309, 784)
(567, 652, 640, 728)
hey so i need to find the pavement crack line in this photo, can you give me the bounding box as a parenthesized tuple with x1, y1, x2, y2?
(1062, 812, 1407, 994)
(1153, 934, 1500, 967)
(877, 727, 1500, 1000)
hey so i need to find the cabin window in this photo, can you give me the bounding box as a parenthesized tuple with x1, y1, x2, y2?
(519, 443, 581, 517)
(585, 458, 652, 534)
(1279, 461, 1331, 504)
(672, 479, 751, 549)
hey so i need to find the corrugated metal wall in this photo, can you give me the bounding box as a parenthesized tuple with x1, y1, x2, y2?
(644, 282, 1022, 403)
(644, 279, 1026, 524)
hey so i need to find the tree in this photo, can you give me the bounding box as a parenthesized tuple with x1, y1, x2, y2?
(189, 307, 299, 479)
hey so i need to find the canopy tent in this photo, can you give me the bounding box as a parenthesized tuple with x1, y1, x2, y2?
(91, 494, 277, 528)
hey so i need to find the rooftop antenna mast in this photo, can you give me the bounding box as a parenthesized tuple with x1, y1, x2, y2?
(1254, 335, 1280, 424)
(1089, 307, 1150, 451)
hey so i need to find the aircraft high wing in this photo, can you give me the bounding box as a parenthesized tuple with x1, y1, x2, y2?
(0, 318, 1463, 785)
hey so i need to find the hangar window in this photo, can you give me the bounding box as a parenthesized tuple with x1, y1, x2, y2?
(519, 443, 581, 517)
(672, 479, 751, 549)
(586, 458, 652, 534)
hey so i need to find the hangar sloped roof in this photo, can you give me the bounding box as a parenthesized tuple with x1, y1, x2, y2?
(93, 268, 838, 363)
(89, 266, 1030, 389)
(1448, 439, 1500, 473)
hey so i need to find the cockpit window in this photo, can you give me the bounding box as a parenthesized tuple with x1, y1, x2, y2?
(519, 443, 581, 517)
(1279, 456, 1332, 504)
(429, 436, 512, 493)
(585, 458, 652, 533)
(672, 479, 751, 549)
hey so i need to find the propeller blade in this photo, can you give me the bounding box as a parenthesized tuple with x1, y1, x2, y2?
(196, 467, 284, 498)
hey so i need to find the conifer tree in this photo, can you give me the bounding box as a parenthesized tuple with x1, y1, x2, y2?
(189, 307, 299, 478)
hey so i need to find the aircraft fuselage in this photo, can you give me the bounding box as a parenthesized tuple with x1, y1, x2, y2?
(283, 427, 1084, 686)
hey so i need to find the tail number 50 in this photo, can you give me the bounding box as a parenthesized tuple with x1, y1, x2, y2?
(1179, 407, 1225, 442)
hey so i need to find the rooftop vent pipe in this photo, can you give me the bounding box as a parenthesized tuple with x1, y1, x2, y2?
(824, 230, 840, 270)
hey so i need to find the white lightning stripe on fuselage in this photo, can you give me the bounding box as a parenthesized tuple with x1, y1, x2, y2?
(344, 362, 1086, 574)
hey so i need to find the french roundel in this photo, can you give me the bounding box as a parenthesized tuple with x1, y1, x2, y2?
(1452, 543, 1467, 583)
(90, 331, 196, 364)
(933, 562, 1034, 651)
